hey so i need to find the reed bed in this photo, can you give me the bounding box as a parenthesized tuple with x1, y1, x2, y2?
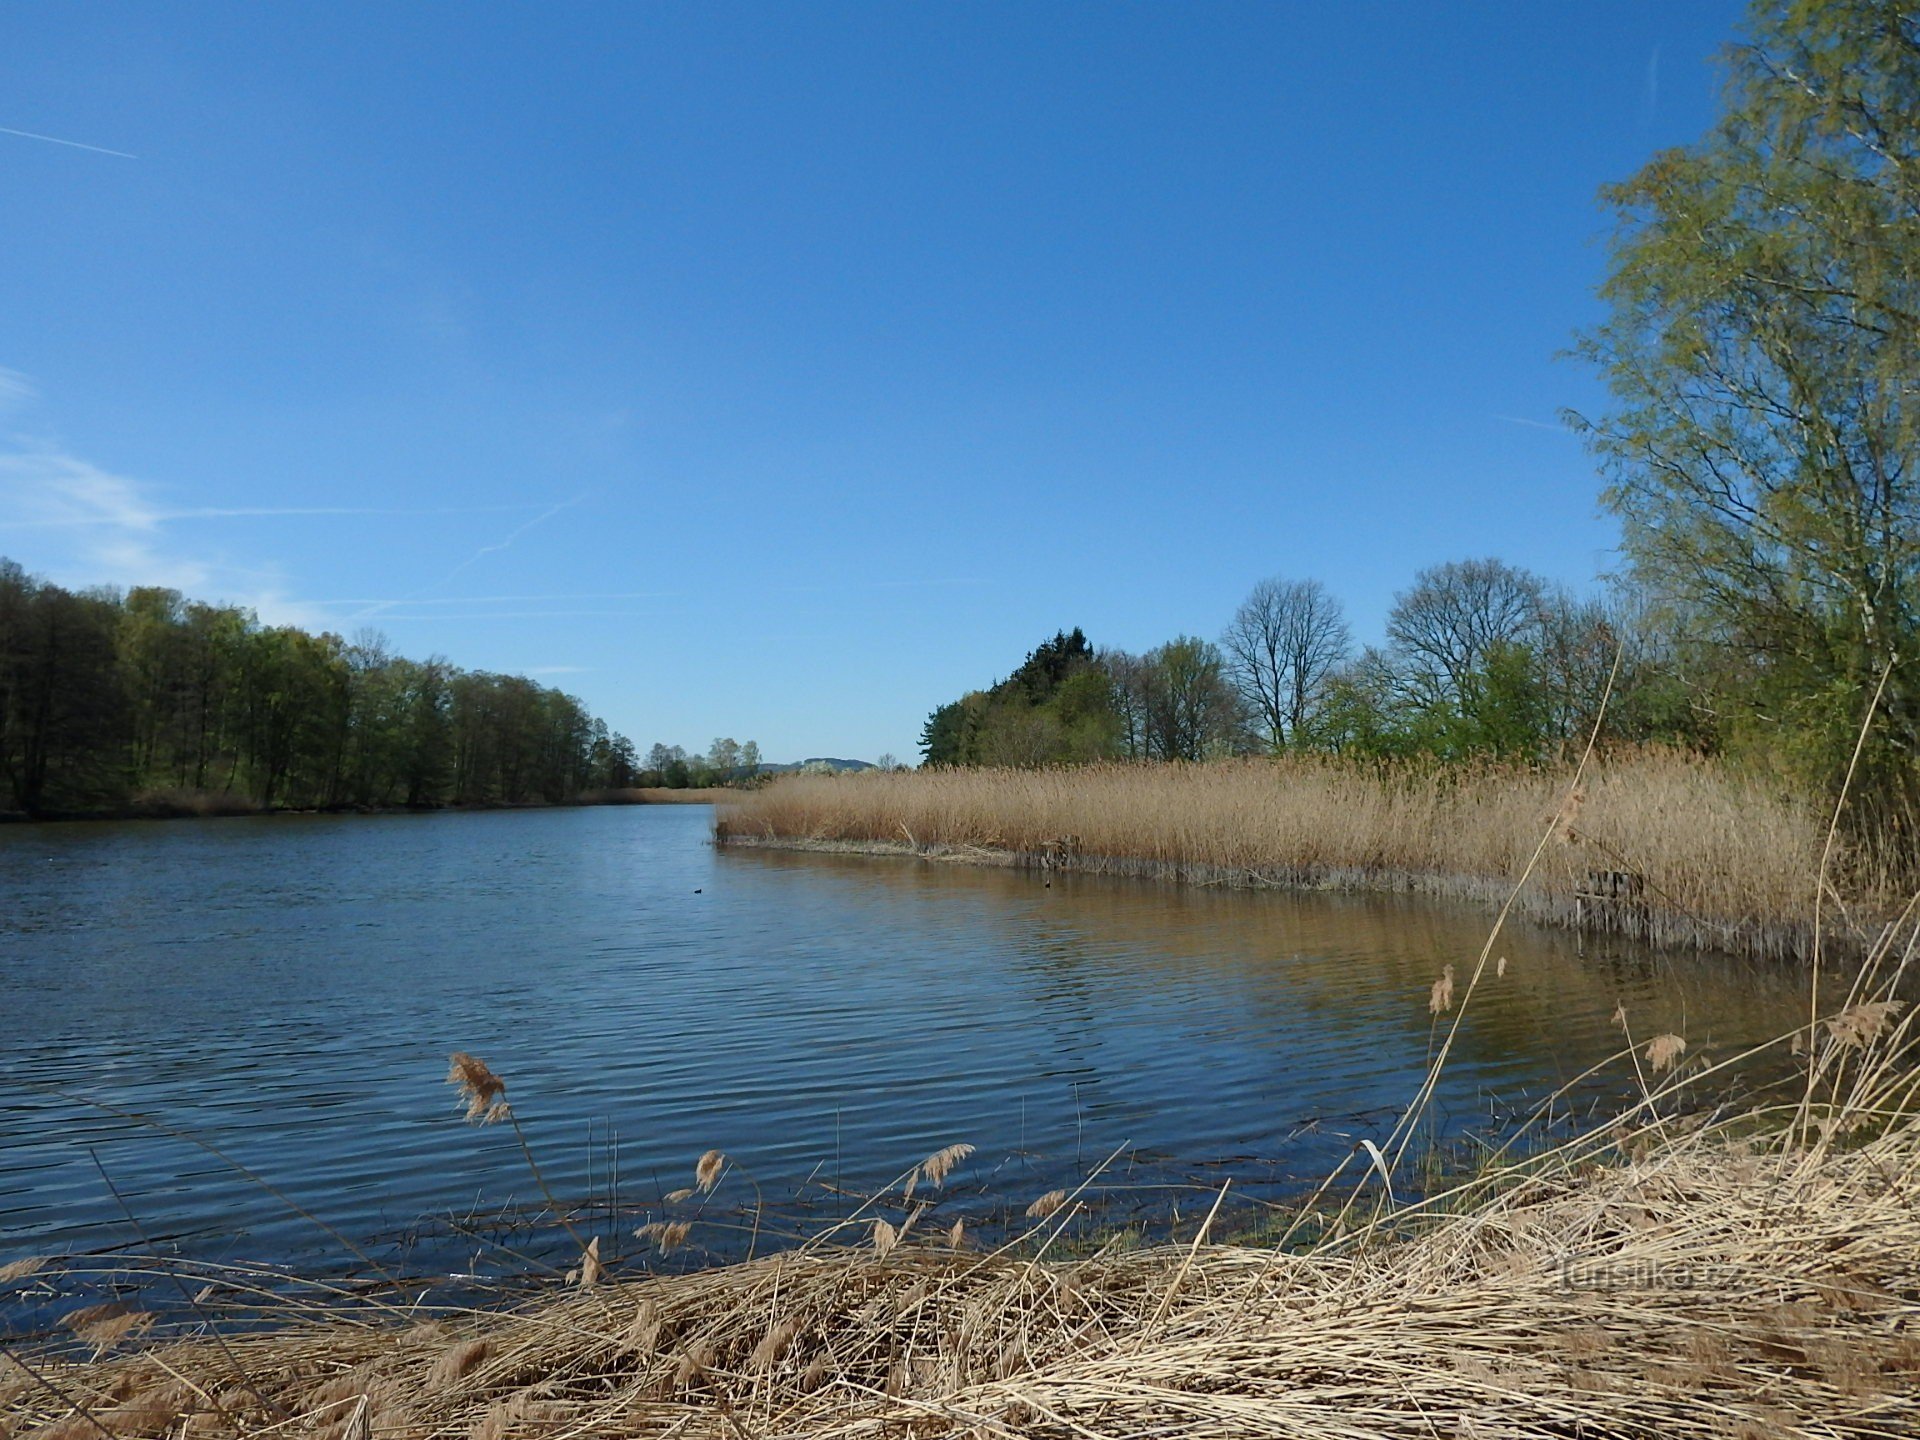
(717, 753, 1871, 963)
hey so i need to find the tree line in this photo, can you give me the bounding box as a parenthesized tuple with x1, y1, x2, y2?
(929, 1, 1920, 867)
(0, 561, 753, 816)
(918, 560, 1690, 770)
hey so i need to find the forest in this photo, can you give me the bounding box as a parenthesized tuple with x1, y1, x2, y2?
(0, 561, 752, 816)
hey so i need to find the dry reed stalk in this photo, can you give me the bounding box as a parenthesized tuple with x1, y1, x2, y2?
(716, 751, 1876, 964)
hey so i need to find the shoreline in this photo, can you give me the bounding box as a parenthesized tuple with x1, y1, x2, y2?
(13, 1078, 1916, 1440)
(710, 751, 1893, 968)
(714, 831, 1837, 965)
(0, 788, 731, 825)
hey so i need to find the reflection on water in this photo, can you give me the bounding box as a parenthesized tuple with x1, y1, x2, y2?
(0, 806, 1806, 1309)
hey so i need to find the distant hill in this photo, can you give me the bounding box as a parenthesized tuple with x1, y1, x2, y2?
(755, 757, 876, 775)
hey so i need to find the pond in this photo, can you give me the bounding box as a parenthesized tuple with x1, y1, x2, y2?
(0, 804, 1806, 1330)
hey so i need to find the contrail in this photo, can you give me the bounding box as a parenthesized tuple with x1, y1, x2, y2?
(0, 126, 138, 160)
(352, 493, 594, 620)
(1495, 414, 1576, 436)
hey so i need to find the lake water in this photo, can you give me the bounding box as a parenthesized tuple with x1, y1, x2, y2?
(0, 804, 1807, 1327)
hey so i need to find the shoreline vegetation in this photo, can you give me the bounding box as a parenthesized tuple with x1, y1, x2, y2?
(8, 929, 1916, 1439)
(715, 753, 1892, 967)
(0, 786, 730, 825)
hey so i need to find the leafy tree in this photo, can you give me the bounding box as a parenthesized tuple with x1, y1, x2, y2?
(1008, 628, 1096, 704)
(1141, 636, 1245, 761)
(1573, 0, 1920, 845)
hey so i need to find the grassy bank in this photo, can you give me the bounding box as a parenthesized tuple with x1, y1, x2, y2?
(8, 996, 1917, 1440)
(715, 752, 1884, 964)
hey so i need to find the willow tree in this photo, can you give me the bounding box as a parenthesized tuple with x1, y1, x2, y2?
(1574, 0, 1920, 846)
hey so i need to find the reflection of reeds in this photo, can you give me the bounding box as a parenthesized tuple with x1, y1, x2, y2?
(717, 751, 1876, 963)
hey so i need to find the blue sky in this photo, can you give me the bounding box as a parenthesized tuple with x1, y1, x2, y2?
(1, 2, 1746, 762)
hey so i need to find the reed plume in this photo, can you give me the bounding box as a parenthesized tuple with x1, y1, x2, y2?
(918, 1143, 974, 1189)
(1826, 999, 1907, 1047)
(1644, 1033, 1687, 1075)
(636, 1221, 692, 1257)
(0, 1256, 47, 1284)
(1026, 1189, 1068, 1220)
(446, 1053, 509, 1125)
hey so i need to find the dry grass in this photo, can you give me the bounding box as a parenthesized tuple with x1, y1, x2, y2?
(717, 751, 1879, 962)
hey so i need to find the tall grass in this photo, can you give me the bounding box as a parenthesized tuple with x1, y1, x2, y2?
(718, 751, 1883, 963)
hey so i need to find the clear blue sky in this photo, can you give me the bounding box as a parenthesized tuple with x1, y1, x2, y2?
(1, 2, 1746, 763)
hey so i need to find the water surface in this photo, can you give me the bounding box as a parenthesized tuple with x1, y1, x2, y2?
(0, 806, 1805, 1320)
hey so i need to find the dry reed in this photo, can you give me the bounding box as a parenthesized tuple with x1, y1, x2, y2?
(717, 751, 1875, 963)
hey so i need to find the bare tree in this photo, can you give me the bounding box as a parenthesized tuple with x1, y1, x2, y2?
(1385, 558, 1548, 706)
(1220, 578, 1351, 750)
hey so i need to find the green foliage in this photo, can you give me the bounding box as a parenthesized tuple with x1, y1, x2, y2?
(1574, 0, 1920, 850)
(919, 629, 1120, 767)
(0, 558, 640, 815)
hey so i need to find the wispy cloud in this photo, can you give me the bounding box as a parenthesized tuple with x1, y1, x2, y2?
(773, 576, 988, 594)
(344, 609, 677, 622)
(1643, 46, 1661, 126)
(306, 590, 683, 609)
(0, 368, 38, 412)
(0, 125, 138, 160)
(2, 502, 548, 529)
(524, 665, 592, 676)
(0, 445, 329, 622)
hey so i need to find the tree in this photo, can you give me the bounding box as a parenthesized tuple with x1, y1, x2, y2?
(1573, 0, 1920, 843)
(1385, 559, 1548, 708)
(918, 627, 1118, 768)
(707, 737, 741, 776)
(1220, 578, 1351, 750)
(1141, 636, 1245, 761)
(1008, 628, 1096, 703)
(739, 740, 761, 777)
